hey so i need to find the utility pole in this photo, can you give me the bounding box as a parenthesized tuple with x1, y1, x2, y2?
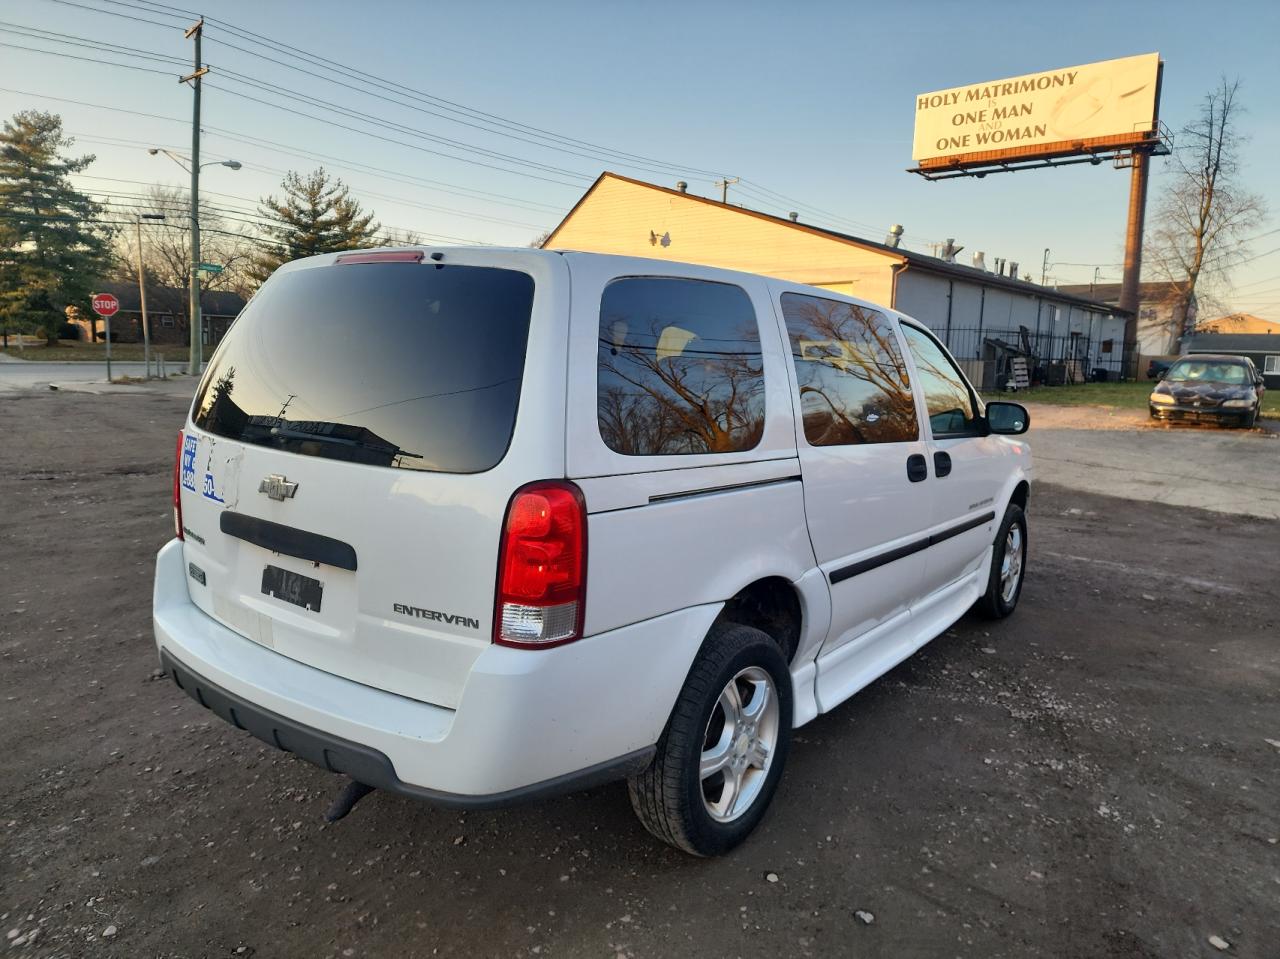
(1041, 248, 1050, 286)
(182, 17, 207, 377)
(715, 177, 739, 204)
(135, 212, 165, 377)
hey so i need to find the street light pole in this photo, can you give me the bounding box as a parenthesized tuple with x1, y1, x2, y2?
(183, 17, 206, 377)
(135, 213, 165, 378)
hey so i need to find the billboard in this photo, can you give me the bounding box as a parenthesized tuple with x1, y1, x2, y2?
(912, 53, 1160, 170)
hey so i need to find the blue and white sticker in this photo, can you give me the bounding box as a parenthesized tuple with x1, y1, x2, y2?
(201, 470, 225, 503)
(180, 434, 198, 492)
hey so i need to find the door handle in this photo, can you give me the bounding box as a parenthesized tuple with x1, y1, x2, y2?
(906, 453, 928, 483)
(934, 451, 952, 478)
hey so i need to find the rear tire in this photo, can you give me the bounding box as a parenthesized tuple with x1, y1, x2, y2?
(977, 503, 1027, 620)
(627, 622, 792, 856)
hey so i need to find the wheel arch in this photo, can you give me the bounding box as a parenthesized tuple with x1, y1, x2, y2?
(1008, 478, 1030, 514)
(712, 575, 805, 663)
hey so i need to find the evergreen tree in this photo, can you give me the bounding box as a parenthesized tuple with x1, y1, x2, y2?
(252, 168, 380, 282)
(0, 111, 114, 341)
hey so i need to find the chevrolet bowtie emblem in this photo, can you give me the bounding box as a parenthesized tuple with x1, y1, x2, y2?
(258, 474, 299, 501)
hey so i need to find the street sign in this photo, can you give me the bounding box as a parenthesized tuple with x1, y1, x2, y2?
(197, 262, 223, 274)
(91, 293, 120, 317)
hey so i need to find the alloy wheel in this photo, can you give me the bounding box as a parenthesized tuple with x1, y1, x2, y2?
(699, 666, 780, 823)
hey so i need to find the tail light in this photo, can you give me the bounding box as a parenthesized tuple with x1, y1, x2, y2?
(173, 429, 185, 540)
(494, 481, 587, 648)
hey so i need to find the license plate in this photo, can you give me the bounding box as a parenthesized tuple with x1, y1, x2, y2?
(261, 565, 323, 612)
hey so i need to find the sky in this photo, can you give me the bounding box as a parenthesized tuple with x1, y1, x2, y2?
(2, 0, 1278, 316)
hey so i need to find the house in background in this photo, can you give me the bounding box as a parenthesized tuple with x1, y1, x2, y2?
(1180, 313, 1280, 387)
(544, 172, 1129, 388)
(72, 282, 246, 348)
(1056, 280, 1194, 357)
(1194, 312, 1280, 335)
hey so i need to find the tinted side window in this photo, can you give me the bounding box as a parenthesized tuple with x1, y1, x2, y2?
(597, 277, 765, 455)
(900, 324, 982, 437)
(779, 293, 918, 446)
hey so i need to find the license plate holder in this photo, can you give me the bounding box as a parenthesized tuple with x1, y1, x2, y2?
(261, 565, 323, 612)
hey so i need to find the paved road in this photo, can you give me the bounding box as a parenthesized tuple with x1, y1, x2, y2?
(1021, 403, 1280, 521)
(0, 361, 199, 395)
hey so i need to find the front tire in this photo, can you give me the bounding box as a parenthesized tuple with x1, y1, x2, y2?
(627, 622, 792, 856)
(977, 503, 1027, 619)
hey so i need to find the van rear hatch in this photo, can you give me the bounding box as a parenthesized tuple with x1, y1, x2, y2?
(177, 251, 567, 709)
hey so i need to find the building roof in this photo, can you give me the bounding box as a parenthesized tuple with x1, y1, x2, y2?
(1185, 332, 1280, 353)
(1194, 312, 1280, 334)
(97, 281, 246, 317)
(546, 172, 1128, 315)
(1056, 281, 1183, 306)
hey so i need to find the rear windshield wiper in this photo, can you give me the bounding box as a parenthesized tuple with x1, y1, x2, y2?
(267, 425, 423, 465)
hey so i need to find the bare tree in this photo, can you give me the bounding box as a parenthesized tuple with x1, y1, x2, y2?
(109, 185, 259, 320)
(1148, 78, 1267, 351)
(598, 314, 766, 454)
(377, 227, 425, 246)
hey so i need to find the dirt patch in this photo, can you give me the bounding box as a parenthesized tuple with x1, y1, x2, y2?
(2, 391, 1277, 958)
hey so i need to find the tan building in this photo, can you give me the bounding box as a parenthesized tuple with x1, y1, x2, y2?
(1057, 280, 1193, 356)
(1195, 312, 1280, 335)
(544, 172, 1131, 386)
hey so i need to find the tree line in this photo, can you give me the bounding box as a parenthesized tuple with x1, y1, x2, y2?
(0, 110, 406, 344)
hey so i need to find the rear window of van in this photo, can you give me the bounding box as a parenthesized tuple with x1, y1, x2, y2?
(191, 262, 535, 473)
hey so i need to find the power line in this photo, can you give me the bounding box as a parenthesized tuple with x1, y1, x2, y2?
(18, 0, 957, 253)
(47, 0, 729, 181)
(128, 0, 733, 179)
(201, 72, 590, 180)
(0, 20, 186, 66)
(7, 17, 694, 188)
(84, 181, 547, 233)
(203, 128, 565, 212)
(198, 80, 588, 188)
(1231, 271, 1280, 290)
(0, 38, 177, 75)
(2, 87, 565, 217)
(42, 0, 186, 31)
(86, 193, 495, 246)
(35, 0, 891, 233)
(0, 38, 591, 188)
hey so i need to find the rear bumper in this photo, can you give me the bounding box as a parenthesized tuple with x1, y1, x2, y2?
(161, 648, 653, 807)
(152, 539, 716, 802)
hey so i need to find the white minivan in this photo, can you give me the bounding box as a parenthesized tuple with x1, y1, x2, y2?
(154, 248, 1031, 856)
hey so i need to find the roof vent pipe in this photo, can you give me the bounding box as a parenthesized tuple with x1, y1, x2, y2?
(676, 181, 688, 193)
(885, 224, 904, 248)
(973, 251, 987, 272)
(1008, 261, 1019, 279)
(787, 211, 799, 222)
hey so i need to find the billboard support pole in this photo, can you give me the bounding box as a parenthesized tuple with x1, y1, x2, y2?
(1118, 150, 1150, 378)
(1119, 59, 1162, 380)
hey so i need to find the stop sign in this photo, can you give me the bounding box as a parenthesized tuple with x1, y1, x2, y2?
(91, 293, 120, 317)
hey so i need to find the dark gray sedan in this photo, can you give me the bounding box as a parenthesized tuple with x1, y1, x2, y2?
(1149, 354, 1265, 428)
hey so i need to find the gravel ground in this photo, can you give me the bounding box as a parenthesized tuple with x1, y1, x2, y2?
(2, 390, 1278, 959)
(1019, 401, 1279, 434)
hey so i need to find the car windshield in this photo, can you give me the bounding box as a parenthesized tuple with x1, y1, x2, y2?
(1165, 360, 1248, 385)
